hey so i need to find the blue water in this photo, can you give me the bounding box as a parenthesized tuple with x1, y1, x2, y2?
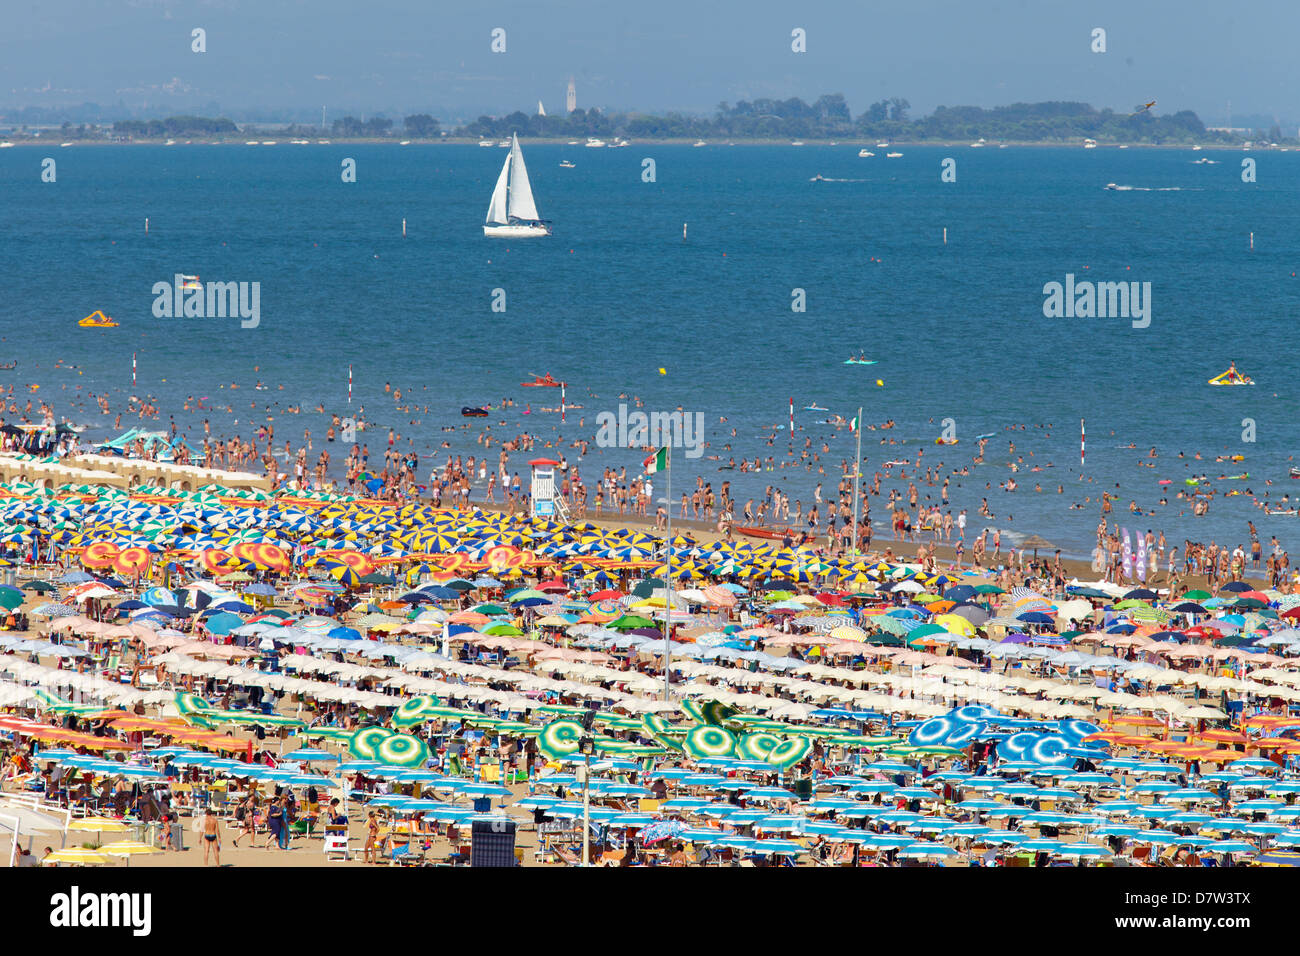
(3, 142, 1300, 557)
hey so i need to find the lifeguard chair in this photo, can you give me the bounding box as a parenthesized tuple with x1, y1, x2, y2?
(529, 458, 568, 522)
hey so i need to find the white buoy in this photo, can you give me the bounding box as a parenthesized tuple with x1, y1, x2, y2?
(402, 218, 407, 237)
(943, 227, 947, 244)
(1250, 231, 1254, 250)
(145, 217, 149, 235)
(683, 223, 687, 241)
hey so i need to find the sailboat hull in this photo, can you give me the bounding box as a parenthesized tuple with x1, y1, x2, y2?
(483, 223, 551, 238)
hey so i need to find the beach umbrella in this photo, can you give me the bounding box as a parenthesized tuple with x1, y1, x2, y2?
(349, 726, 393, 760)
(767, 736, 813, 769)
(375, 733, 430, 768)
(738, 732, 782, 761)
(43, 848, 110, 866)
(683, 725, 737, 760)
(100, 840, 163, 864)
(391, 694, 444, 728)
(537, 719, 585, 759)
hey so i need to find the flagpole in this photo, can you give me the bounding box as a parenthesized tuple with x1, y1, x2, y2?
(851, 406, 863, 555)
(663, 444, 672, 701)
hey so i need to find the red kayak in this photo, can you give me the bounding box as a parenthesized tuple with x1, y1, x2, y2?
(737, 526, 796, 540)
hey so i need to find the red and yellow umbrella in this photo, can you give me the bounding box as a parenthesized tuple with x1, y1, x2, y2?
(113, 547, 152, 577)
(81, 541, 120, 569)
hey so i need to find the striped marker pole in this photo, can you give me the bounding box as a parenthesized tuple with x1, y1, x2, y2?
(348, 365, 352, 404)
(132, 352, 137, 387)
(789, 398, 794, 439)
(1080, 419, 1085, 468)
(561, 381, 566, 423)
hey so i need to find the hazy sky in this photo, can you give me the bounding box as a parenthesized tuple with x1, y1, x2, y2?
(3, 0, 1298, 123)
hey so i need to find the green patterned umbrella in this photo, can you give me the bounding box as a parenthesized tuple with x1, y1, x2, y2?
(349, 726, 393, 760)
(767, 737, 813, 769)
(680, 699, 739, 726)
(683, 724, 737, 759)
(641, 714, 685, 752)
(375, 733, 430, 768)
(296, 727, 353, 741)
(174, 691, 215, 715)
(537, 719, 585, 759)
(391, 695, 444, 729)
(739, 732, 783, 761)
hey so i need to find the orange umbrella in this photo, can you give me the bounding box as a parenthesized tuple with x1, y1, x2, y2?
(81, 541, 120, 569)
(200, 548, 238, 574)
(113, 546, 152, 577)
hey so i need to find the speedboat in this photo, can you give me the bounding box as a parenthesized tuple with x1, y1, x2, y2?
(461, 406, 489, 417)
(858, 149, 874, 157)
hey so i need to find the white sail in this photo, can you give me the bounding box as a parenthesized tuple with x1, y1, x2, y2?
(538, 100, 546, 116)
(506, 134, 540, 222)
(485, 153, 510, 225)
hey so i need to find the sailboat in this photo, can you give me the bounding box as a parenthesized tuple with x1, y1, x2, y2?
(483, 133, 551, 238)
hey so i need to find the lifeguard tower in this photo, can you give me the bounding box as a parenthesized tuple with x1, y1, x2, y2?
(529, 458, 568, 522)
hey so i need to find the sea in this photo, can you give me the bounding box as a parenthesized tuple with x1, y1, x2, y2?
(3, 141, 1300, 560)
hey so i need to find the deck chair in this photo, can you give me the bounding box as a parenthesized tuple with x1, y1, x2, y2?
(323, 825, 350, 861)
(553, 845, 583, 866)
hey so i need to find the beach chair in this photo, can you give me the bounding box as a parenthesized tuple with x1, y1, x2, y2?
(553, 845, 582, 866)
(323, 825, 350, 861)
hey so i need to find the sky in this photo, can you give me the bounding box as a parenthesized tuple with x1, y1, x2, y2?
(2, 0, 1299, 125)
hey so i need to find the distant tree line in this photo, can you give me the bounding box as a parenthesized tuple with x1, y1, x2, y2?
(54, 99, 1286, 144)
(456, 97, 1238, 144)
(112, 116, 238, 137)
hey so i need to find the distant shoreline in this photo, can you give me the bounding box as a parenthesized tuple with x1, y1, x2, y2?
(0, 138, 1270, 149)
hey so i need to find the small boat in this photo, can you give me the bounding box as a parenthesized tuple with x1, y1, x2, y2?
(521, 374, 562, 388)
(478, 140, 495, 147)
(876, 142, 889, 148)
(858, 149, 874, 157)
(970, 139, 986, 147)
(399, 140, 411, 146)
(0, 142, 13, 148)
(1083, 139, 1098, 149)
(843, 358, 878, 365)
(738, 526, 795, 541)
(1289, 468, 1300, 479)
(179, 273, 202, 291)
(484, 134, 551, 238)
(1208, 367, 1254, 386)
(791, 141, 805, 146)
(0, 361, 16, 370)
(1105, 183, 1118, 190)
(810, 174, 827, 182)
(79, 310, 118, 328)
(585, 137, 606, 148)
(692, 140, 707, 147)
(461, 406, 489, 417)
(559, 160, 575, 168)
(886, 152, 903, 158)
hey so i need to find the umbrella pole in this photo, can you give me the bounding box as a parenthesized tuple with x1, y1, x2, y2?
(851, 406, 862, 556)
(663, 446, 672, 701)
(581, 752, 591, 867)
